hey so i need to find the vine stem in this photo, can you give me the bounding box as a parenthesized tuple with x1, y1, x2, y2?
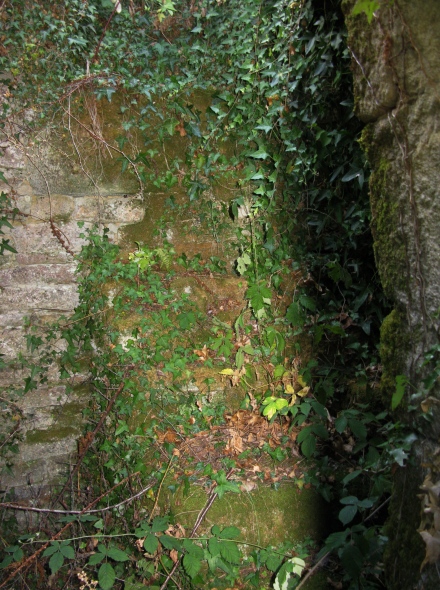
(92, 2, 120, 65)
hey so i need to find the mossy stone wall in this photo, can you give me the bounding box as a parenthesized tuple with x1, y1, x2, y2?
(343, 1, 440, 587)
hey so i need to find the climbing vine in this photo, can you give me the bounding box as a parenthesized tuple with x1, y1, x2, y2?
(0, 0, 415, 588)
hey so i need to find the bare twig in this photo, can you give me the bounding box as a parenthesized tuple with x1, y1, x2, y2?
(58, 105, 144, 192)
(159, 468, 235, 590)
(0, 421, 21, 452)
(148, 456, 173, 523)
(295, 551, 330, 590)
(0, 480, 155, 515)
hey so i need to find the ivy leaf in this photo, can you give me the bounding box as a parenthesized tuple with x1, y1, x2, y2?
(183, 553, 202, 579)
(389, 447, 408, 467)
(352, 0, 380, 23)
(392, 374, 407, 410)
(255, 124, 273, 133)
(247, 148, 270, 159)
(98, 563, 116, 590)
(285, 301, 305, 326)
(163, 118, 179, 136)
(246, 283, 272, 318)
(213, 471, 240, 499)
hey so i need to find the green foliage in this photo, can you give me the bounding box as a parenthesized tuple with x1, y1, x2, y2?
(0, 1, 410, 588)
(352, 0, 380, 23)
(0, 176, 18, 256)
(43, 541, 76, 575)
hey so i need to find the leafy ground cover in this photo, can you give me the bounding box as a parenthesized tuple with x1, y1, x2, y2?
(0, 1, 417, 588)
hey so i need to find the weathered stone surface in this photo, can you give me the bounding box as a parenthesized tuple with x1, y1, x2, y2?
(0, 263, 76, 286)
(10, 223, 73, 261)
(0, 325, 27, 358)
(0, 284, 78, 311)
(344, 1, 440, 587)
(30, 194, 75, 220)
(75, 195, 144, 223)
(0, 438, 78, 496)
(0, 143, 25, 169)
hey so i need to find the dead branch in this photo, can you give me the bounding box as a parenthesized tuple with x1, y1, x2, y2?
(0, 481, 155, 515)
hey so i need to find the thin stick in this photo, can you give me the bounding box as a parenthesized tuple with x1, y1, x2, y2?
(0, 481, 155, 515)
(58, 105, 144, 192)
(295, 551, 330, 590)
(92, 2, 120, 64)
(148, 456, 173, 523)
(159, 468, 235, 590)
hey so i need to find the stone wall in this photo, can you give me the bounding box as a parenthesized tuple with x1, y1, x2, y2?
(0, 92, 144, 501)
(343, 1, 440, 587)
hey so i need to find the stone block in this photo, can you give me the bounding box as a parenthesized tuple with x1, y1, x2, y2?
(0, 437, 78, 493)
(0, 284, 78, 312)
(0, 144, 25, 169)
(0, 325, 26, 358)
(0, 263, 76, 287)
(9, 222, 80, 263)
(30, 194, 75, 220)
(74, 195, 144, 223)
(16, 180, 33, 196)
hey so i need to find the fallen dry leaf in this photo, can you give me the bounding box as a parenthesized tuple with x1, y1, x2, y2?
(240, 480, 257, 493)
(419, 531, 440, 569)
